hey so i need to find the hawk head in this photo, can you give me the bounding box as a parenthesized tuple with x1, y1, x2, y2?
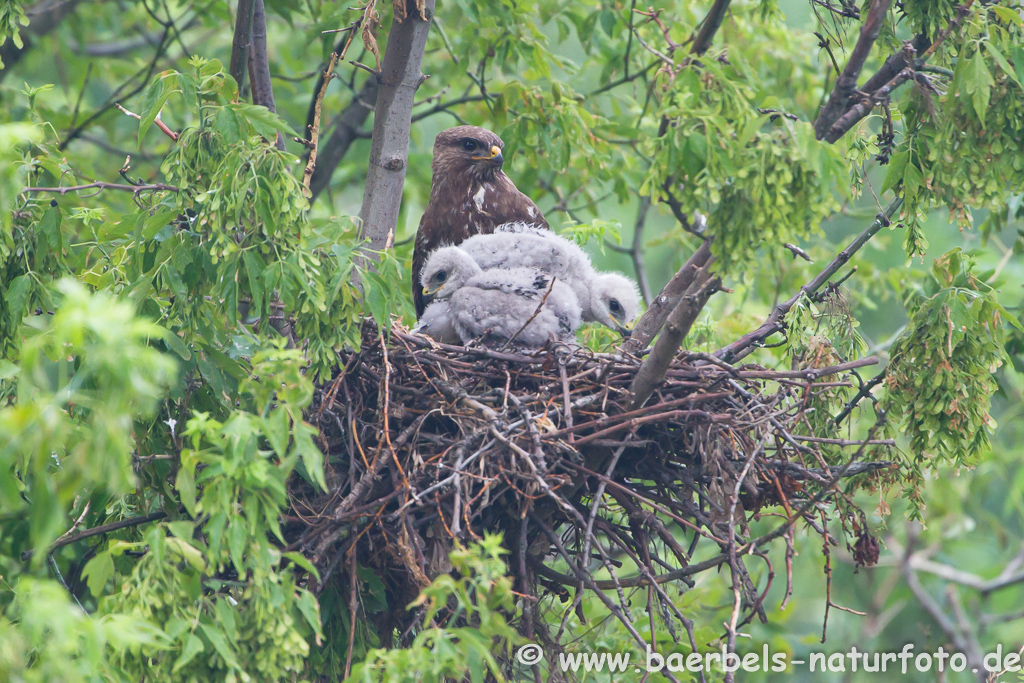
(431, 126, 505, 184)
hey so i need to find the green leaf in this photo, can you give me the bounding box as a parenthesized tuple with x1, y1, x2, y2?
(295, 589, 323, 637)
(199, 622, 242, 670)
(993, 6, 1024, 29)
(1012, 47, 1024, 89)
(5, 274, 32, 320)
(242, 251, 265, 315)
(985, 42, 1021, 87)
(965, 51, 993, 126)
(166, 536, 206, 572)
(214, 598, 239, 640)
(138, 75, 176, 144)
(166, 520, 195, 541)
(283, 552, 321, 582)
(881, 150, 909, 194)
(82, 551, 115, 598)
(176, 464, 198, 516)
(214, 107, 242, 144)
(36, 203, 62, 251)
(172, 634, 206, 673)
(144, 208, 179, 240)
(227, 520, 246, 573)
(163, 329, 192, 360)
(196, 351, 230, 403)
(362, 270, 391, 329)
(903, 163, 924, 202)
(262, 407, 289, 457)
(293, 422, 326, 491)
(0, 359, 19, 381)
(230, 103, 298, 139)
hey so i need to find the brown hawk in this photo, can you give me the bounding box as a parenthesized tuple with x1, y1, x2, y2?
(412, 125, 548, 317)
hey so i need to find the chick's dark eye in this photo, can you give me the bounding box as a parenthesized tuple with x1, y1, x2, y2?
(435, 270, 448, 282)
(609, 299, 622, 313)
(461, 139, 477, 151)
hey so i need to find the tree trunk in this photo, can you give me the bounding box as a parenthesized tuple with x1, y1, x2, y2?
(229, 0, 256, 96)
(246, 0, 284, 150)
(357, 1, 436, 252)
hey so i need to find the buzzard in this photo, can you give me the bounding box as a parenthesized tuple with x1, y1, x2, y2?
(412, 125, 548, 317)
(417, 247, 581, 347)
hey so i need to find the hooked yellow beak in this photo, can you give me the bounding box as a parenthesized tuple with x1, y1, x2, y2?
(471, 145, 503, 164)
(612, 317, 635, 338)
(423, 284, 445, 296)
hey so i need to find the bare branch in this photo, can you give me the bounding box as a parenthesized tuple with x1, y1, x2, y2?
(813, 0, 892, 139)
(309, 78, 379, 202)
(59, 28, 175, 151)
(622, 239, 715, 354)
(631, 197, 653, 304)
(630, 271, 721, 408)
(23, 181, 180, 195)
(21, 511, 168, 561)
(822, 1, 975, 143)
(304, 50, 344, 193)
(714, 198, 902, 364)
(901, 528, 987, 681)
(115, 103, 178, 141)
(690, 0, 732, 57)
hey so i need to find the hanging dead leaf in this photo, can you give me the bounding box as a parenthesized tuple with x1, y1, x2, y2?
(360, 0, 381, 70)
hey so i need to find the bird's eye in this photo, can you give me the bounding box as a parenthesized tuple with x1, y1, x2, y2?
(461, 139, 477, 152)
(435, 270, 448, 282)
(609, 299, 622, 314)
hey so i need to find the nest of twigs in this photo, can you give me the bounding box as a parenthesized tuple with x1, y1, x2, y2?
(285, 320, 893, 657)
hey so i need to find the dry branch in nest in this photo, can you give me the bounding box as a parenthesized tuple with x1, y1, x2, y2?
(285, 319, 894, 663)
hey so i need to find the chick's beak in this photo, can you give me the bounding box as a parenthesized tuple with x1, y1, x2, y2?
(422, 286, 437, 305)
(610, 316, 633, 339)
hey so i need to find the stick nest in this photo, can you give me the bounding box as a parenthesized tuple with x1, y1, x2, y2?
(286, 320, 893, 652)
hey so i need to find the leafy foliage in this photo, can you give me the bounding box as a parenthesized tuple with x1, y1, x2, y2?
(888, 7, 1024, 255)
(885, 249, 1022, 515)
(1, 281, 176, 554)
(347, 536, 520, 683)
(0, 0, 1022, 680)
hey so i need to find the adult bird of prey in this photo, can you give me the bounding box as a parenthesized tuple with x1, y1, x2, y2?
(412, 126, 548, 317)
(417, 247, 581, 347)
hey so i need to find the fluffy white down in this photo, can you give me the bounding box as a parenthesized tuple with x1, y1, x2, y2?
(457, 223, 595, 309)
(412, 301, 461, 344)
(419, 230, 641, 342)
(449, 267, 582, 347)
(457, 224, 642, 332)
